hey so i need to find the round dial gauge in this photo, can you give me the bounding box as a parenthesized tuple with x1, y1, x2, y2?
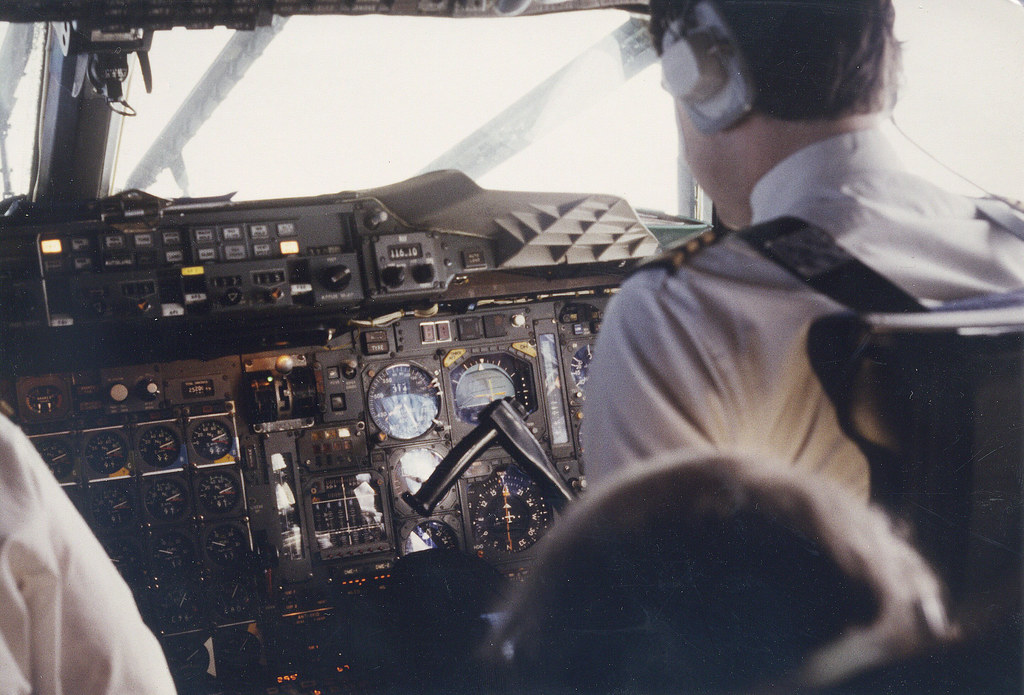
(204, 524, 249, 567)
(151, 531, 197, 575)
(83, 430, 130, 476)
(101, 536, 146, 585)
(162, 633, 214, 682)
(137, 426, 183, 469)
(214, 626, 263, 674)
(197, 470, 242, 516)
(393, 447, 443, 497)
(89, 483, 136, 529)
(24, 383, 65, 417)
(144, 477, 191, 522)
(469, 467, 552, 554)
(449, 353, 535, 424)
(151, 583, 204, 632)
(36, 437, 75, 480)
(367, 363, 441, 440)
(570, 343, 594, 391)
(212, 579, 256, 622)
(190, 419, 234, 462)
(402, 519, 460, 555)
(392, 447, 456, 513)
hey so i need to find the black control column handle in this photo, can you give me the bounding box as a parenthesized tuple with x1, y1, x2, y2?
(401, 398, 575, 517)
(487, 398, 576, 505)
(401, 422, 498, 517)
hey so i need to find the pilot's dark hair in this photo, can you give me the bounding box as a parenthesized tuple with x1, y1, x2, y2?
(649, 0, 902, 120)
(484, 451, 952, 693)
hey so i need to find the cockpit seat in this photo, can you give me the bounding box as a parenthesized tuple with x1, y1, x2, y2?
(808, 304, 1024, 611)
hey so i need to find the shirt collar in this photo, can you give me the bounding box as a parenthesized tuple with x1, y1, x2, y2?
(748, 128, 904, 225)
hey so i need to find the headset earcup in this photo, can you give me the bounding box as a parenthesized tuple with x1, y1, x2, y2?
(661, 0, 755, 134)
(661, 37, 702, 98)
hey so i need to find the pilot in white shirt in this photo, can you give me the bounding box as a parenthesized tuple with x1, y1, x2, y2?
(582, 0, 1024, 493)
(0, 414, 177, 695)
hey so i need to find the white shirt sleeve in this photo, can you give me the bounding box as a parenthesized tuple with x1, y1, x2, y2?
(582, 268, 729, 483)
(0, 415, 177, 695)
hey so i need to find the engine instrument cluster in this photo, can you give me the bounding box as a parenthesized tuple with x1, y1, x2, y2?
(9, 296, 607, 691)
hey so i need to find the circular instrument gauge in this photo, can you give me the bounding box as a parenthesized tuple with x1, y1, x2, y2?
(162, 633, 214, 683)
(469, 467, 552, 554)
(391, 447, 456, 513)
(212, 579, 256, 622)
(214, 626, 263, 675)
(570, 343, 594, 391)
(24, 383, 66, 417)
(449, 353, 536, 424)
(401, 519, 460, 555)
(151, 583, 204, 633)
(35, 437, 75, 480)
(189, 419, 234, 462)
(144, 477, 191, 522)
(101, 536, 146, 585)
(204, 523, 249, 567)
(151, 531, 197, 575)
(137, 426, 183, 469)
(83, 430, 130, 477)
(197, 469, 242, 516)
(366, 363, 441, 440)
(89, 483, 137, 529)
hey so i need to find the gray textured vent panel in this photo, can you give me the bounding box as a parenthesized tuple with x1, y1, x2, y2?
(494, 195, 658, 267)
(358, 170, 658, 269)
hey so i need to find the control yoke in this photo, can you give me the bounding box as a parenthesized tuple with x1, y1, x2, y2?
(402, 398, 575, 517)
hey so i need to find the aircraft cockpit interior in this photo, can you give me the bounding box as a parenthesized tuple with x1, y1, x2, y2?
(0, 1, 1021, 693)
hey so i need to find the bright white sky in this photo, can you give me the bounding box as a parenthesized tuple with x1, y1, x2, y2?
(103, 0, 1024, 213)
(886, 0, 1024, 202)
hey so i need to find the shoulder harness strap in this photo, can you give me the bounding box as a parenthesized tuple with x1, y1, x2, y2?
(636, 204, 1024, 314)
(737, 216, 925, 313)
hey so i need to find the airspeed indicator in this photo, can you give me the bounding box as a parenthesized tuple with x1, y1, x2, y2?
(366, 363, 441, 440)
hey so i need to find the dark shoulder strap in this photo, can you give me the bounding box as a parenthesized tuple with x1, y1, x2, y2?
(737, 216, 925, 313)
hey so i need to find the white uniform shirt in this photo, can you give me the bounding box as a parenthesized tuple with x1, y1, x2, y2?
(582, 128, 1024, 496)
(0, 415, 177, 695)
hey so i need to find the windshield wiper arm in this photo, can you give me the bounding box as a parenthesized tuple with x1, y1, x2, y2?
(419, 17, 655, 180)
(124, 16, 287, 194)
(0, 24, 36, 199)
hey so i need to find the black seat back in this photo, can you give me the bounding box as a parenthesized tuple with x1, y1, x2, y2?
(808, 308, 1024, 604)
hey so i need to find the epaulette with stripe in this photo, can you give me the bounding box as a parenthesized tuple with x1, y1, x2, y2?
(631, 227, 724, 275)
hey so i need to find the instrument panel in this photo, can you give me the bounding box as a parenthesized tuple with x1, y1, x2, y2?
(0, 175, 642, 692)
(11, 296, 607, 691)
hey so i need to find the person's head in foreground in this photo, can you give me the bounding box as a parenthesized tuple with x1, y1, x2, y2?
(485, 451, 954, 693)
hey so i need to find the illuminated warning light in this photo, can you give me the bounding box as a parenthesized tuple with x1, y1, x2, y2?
(181, 266, 204, 276)
(41, 239, 63, 254)
(279, 240, 300, 255)
(312, 427, 351, 441)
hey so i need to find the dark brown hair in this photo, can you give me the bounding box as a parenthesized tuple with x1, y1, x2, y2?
(650, 0, 902, 120)
(486, 452, 952, 693)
